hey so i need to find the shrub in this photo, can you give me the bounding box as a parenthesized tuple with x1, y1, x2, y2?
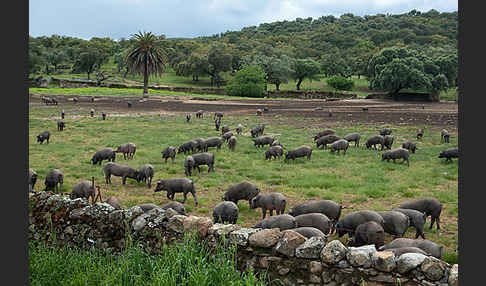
(326, 75, 355, 91)
(226, 65, 266, 98)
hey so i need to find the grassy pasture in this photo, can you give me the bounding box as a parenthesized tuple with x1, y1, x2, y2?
(29, 105, 458, 263)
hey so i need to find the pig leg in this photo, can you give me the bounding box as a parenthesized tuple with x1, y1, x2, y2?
(191, 191, 198, 206)
(262, 208, 267, 219)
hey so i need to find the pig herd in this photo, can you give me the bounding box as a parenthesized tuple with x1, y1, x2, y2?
(31, 109, 457, 259)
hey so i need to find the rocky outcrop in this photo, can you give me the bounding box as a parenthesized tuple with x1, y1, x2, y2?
(29, 192, 458, 286)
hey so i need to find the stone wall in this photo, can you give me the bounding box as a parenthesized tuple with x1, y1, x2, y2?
(267, 90, 358, 100)
(365, 92, 439, 102)
(28, 192, 458, 286)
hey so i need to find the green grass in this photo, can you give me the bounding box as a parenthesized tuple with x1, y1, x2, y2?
(29, 234, 268, 286)
(29, 106, 458, 253)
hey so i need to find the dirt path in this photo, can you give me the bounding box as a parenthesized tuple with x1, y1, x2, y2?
(29, 93, 458, 128)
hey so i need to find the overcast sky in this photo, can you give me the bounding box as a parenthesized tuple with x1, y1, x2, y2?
(29, 0, 458, 40)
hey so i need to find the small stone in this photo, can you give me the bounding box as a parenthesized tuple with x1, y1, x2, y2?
(209, 223, 242, 237)
(321, 271, 332, 283)
(64, 226, 73, 235)
(309, 274, 321, 283)
(346, 245, 376, 268)
(183, 215, 201, 231)
(372, 250, 396, 272)
(274, 230, 307, 257)
(229, 228, 261, 247)
(448, 264, 458, 286)
(167, 215, 187, 233)
(132, 215, 148, 232)
(421, 256, 446, 281)
(369, 274, 396, 283)
(396, 253, 427, 274)
(321, 239, 348, 264)
(278, 267, 290, 275)
(309, 261, 323, 274)
(196, 217, 213, 238)
(295, 236, 327, 259)
(249, 228, 283, 248)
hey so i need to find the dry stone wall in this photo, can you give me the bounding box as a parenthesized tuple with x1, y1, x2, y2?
(29, 192, 458, 286)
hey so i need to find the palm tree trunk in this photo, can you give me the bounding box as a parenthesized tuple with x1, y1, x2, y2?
(143, 55, 149, 98)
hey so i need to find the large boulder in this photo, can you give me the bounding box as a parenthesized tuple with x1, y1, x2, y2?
(249, 228, 283, 248)
(372, 251, 396, 272)
(274, 230, 308, 257)
(167, 215, 187, 233)
(229, 228, 261, 247)
(320, 239, 348, 264)
(209, 223, 242, 238)
(396, 253, 427, 274)
(346, 245, 376, 268)
(295, 236, 327, 259)
(421, 256, 447, 281)
(448, 264, 458, 286)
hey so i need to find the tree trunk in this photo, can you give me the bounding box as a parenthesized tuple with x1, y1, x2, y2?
(143, 55, 149, 98)
(357, 74, 360, 79)
(296, 78, 303, 91)
(87, 71, 90, 80)
(275, 82, 280, 91)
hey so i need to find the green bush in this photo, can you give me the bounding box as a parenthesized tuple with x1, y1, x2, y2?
(326, 75, 355, 91)
(226, 65, 266, 98)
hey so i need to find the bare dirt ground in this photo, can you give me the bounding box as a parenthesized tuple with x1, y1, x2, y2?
(29, 93, 458, 129)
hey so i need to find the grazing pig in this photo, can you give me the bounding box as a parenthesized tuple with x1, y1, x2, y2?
(70, 180, 95, 201)
(379, 238, 443, 259)
(365, 135, 384, 150)
(380, 128, 392, 136)
(383, 135, 394, 149)
(250, 193, 287, 219)
(392, 208, 427, 239)
(253, 136, 275, 148)
(28, 168, 38, 192)
(162, 201, 187, 215)
(228, 136, 237, 151)
(316, 135, 340, 149)
(213, 201, 239, 224)
(103, 162, 140, 185)
(215, 118, 221, 131)
(313, 129, 336, 141)
(192, 138, 207, 153)
(184, 156, 195, 176)
(137, 164, 154, 188)
(91, 148, 116, 165)
(256, 109, 262, 116)
(154, 178, 198, 205)
(186, 114, 191, 123)
(60, 110, 65, 119)
(235, 124, 243, 135)
(72, 97, 78, 103)
(252, 214, 296, 231)
(330, 139, 349, 155)
(335, 210, 384, 238)
(439, 147, 459, 162)
(294, 213, 332, 235)
(389, 247, 430, 257)
(105, 196, 122, 210)
(37, 131, 50, 144)
(382, 148, 410, 166)
(344, 133, 361, 147)
(221, 125, 230, 135)
(398, 198, 443, 230)
(191, 152, 215, 173)
(57, 121, 65, 131)
(265, 145, 284, 160)
(116, 142, 137, 159)
(348, 221, 385, 249)
(263, 106, 269, 112)
(127, 102, 132, 108)
(203, 137, 223, 151)
(416, 128, 424, 140)
(250, 124, 265, 137)
(222, 131, 234, 142)
(284, 145, 312, 161)
(138, 203, 162, 213)
(102, 112, 106, 120)
(222, 181, 260, 205)
(441, 129, 450, 143)
(377, 211, 410, 237)
(161, 146, 177, 163)
(402, 142, 417, 153)
(288, 200, 342, 232)
(195, 110, 204, 118)
(292, 227, 326, 238)
(44, 169, 63, 192)
(90, 108, 95, 117)
(178, 140, 196, 154)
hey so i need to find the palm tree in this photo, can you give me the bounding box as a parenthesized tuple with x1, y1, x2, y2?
(126, 31, 167, 97)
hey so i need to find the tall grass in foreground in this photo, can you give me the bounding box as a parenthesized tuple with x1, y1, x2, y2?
(29, 234, 268, 286)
